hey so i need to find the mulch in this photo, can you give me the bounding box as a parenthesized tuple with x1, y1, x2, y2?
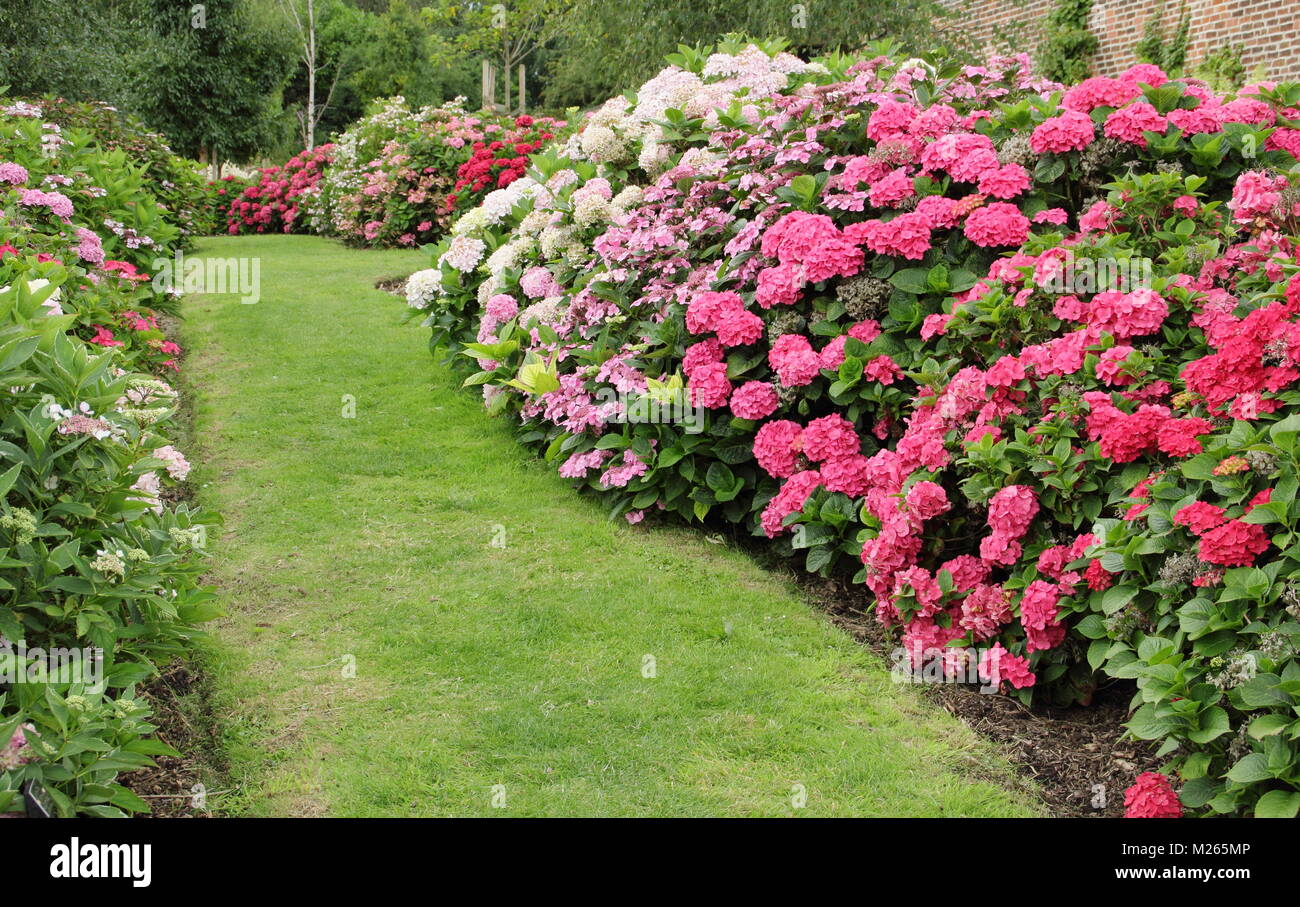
(121, 664, 222, 818)
(807, 575, 1161, 817)
(374, 275, 408, 295)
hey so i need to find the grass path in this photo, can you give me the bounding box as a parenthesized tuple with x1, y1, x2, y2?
(179, 234, 1038, 817)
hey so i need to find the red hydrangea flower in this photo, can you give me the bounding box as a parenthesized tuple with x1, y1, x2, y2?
(1156, 418, 1214, 457)
(1084, 560, 1115, 590)
(1197, 518, 1271, 567)
(1173, 501, 1227, 535)
(1123, 772, 1182, 818)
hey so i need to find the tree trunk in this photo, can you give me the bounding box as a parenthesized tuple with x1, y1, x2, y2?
(305, 0, 317, 149)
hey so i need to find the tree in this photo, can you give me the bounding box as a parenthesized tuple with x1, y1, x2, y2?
(0, 0, 141, 106)
(131, 0, 297, 169)
(537, 0, 943, 109)
(279, 0, 362, 148)
(424, 0, 568, 111)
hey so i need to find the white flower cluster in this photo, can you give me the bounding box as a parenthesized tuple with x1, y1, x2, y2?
(569, 44, 816, 175)
(435, 45, 817, 333)
(404, 268, 443, 310)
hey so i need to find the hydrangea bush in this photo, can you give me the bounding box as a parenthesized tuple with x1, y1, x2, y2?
(224, 144, 334, 235)
(306, 97, 566, 247)
(1, 105, 218, 816)
(29, 97, 216, 242)
(0, 99, 182, 273)
(414, 42, 1300, 817)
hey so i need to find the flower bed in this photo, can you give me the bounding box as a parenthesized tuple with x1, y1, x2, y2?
(307, 97, 566, 247)
(0, 98, 217, 816)
(412, 45, 1300, 817)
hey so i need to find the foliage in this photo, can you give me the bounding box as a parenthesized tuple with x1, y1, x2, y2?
(1193, 44, 1249, 93)
(351, 0, 480, 111)
(0, 0, 142, 107)
(0, 99, 184, 273)
(1036, 0, 1098, 84)
(413, 41, 1300, 817)
(425, 0, 571, 113)
(28, 97, 217, 243)
(1134, 1, 1191, 74)
(0, 106, 219, 816)
(539, 0, 946, 109)
(130, 0, 297, 166)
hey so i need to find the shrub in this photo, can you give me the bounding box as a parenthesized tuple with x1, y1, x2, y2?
(224, 144, 334, 235)
(0, 98, 183, 274)
(27, 97, 215, 243)
(308, 96, 565, 247)
(414, 43, 1300, 816)
(0, 104, 217, 817)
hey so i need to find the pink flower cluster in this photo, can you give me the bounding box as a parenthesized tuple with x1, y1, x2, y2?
(756, 211, 863, 307)
(227, 144, 334, 235)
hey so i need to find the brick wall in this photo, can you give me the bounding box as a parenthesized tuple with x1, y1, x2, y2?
(939, 0, 1300, 81)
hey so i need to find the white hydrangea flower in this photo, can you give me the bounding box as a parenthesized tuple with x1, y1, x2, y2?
(573, 194, 612, 228)
(518, 210, 553, 237)
(452, 207, 489, 236)
(404, 269, 443, 309)
(539, 224, 577, 259)
(440, 235, 487, 272)
(486, 238, 530, 274)
(611, 185, 644, 214)
(481, 188, 520, 224)
(579, 125, 626, 164)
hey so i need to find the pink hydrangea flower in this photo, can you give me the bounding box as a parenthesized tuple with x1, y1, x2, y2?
(754, 420, 804, 478)
(963, 202, 1031, 247)
(729, 381, 779, 420)
(802, 414, 860, 462)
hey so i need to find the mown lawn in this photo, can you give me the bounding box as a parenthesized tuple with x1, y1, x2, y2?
(177, 234, 1040, 817)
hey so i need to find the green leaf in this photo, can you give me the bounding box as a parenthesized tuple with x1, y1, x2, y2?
(888, 268, 930, 294)
(805, 546, 833, 573)
(1187, 706, 1231, 744)
(1101, 583, 1138, 614)
(0, 462, 20, 497)
(1254, 790, 1300, 818)
(705, 462, 735, 494)
(1249, 714, 1291, 739)
(1226, 752, 1273, 784)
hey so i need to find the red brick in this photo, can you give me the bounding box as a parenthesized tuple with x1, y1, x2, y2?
(938, 0, 1300, 80)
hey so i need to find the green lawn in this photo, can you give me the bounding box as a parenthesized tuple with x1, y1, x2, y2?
(177, 234, 1039, 817)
